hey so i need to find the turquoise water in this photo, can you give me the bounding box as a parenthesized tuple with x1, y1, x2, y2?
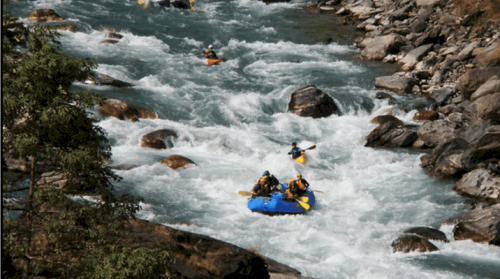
(4, 0, 500, 278)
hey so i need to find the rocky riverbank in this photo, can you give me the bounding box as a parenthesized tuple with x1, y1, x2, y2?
(308, 0, 500, 251)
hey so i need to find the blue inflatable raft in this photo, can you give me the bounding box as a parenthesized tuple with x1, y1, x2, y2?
(248, 183, 316, 215)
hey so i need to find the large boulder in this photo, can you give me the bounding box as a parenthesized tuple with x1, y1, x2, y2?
(413, 110, 438, 121)
(474, 41, 500, 68)
(98, 99, 157, 120)
(416, 0, 441, 7)
(459, 67, 500, 101)
(161, 155, 196, 170)
(470, 78, 500, 102)
(87, 71, 132, 88)
(459, 121, 500, 171)
(429, 87, 455, 106)
(416, 120, 457, 148)
(391, 235, 439, 253)
(453, 203, 500, 245)
(141, 129, 178, 149)
(399, 44, 434, 68)
(287, 85, 339, 118)
(374, 75, 417, 94)
(360, 34, 408, 60)
(403, 227, 448, 242)
(457, 41, 481, 61)
(464, 93, 500, 122)
(420, 137, 469, 178)
(414, 26, 445, 47)
(27, 9, 65, 21)
(454, 169, 500, 202)
(365, 122, 418, 148)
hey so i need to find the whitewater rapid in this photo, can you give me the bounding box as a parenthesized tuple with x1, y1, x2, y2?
(5, 0, 500, 278)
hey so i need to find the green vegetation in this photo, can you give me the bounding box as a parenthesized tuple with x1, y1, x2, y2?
(2, 13, 173, 278)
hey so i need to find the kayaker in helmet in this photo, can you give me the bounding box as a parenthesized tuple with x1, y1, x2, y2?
(296, 172, 309, 195)
(252, 170, 271, 196)
(284, 179, 299, 201)
(203, 45, 219, 59)
(288, 142, 304, 159)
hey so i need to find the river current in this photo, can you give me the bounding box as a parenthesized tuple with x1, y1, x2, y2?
(4, 0, 500, 278)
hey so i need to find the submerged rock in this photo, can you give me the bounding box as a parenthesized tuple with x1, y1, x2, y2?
(403, 227, 448, 242)
(98, 99, 157, 120)
(391, 235, 439, 253)
(413, 110, 438, 121)
(161, 155, 196, 170)
(287, 85, 339, 118)
(453, 203, 500, 245)
(87, 71, 132, 88)
(27, 9, 65, 21)
(141, 129, 178, 149)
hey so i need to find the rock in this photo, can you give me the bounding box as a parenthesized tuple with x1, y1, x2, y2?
(370, 115, 404, 126)
(413, 110, 438, 121)
(360, 34, 408, 60)
(375, 92, 396, 101)
(399, 44, 434, 68)
(161, 155, 196, 170)
(99, 39, 119, 44)
(287, 85, 339, 118)
(54, 24, 79, 32)
(403, 227, 448, 242)
(105, 33, 123, 39)
(87, 71, 132, 88)
(365, 121, 418, 148)
(438, 15, 458, 25)
(458, 67, 500, 101)
(391, 235, 439, 253)
(465, 93, 500, 121)
(429, 87, 455, 106)
(438, 104, 461, 115)
(417, 120, 457, 148)
(374, 75, 417, 94)
(416, 0, 441, 7)
(320, 6, 336, 11)
(455, 169, 500, 202)
(3, 152, 29, 172)
(141, 129, 177, 149)
(414, 26, 445, 47)
(349, 6, 378, 18)
(453, 203, 500, 245)
(98, 99, 157, 120)
(440, 46, 459, 56)
(459, 120, 500, 171)
(37, 171, 68, 189)
(474, 42, 500, 68)
(411, 20, 427, 34)
(461, 10, 486, 26)
(420, 137, 469, 178)
(391, 4, 412, 20)
(470, 78, 500, 102)
(353, 0, 374, 8)
(457, 41, 481, 61)
(27, 9, 65, 21)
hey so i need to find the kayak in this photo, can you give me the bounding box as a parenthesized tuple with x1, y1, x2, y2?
(295, 153, 307, 164)
(247, 183, 315, 215)
(207, 59, 221, 66)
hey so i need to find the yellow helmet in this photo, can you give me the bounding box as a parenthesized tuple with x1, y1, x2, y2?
(297, 173, 302, 178)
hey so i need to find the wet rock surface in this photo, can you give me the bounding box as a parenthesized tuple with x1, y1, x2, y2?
(141, 129, 178, 149)
(161, 155, 196, 170)
(98, 99, 157, 120)
(287, 85, 339, 118)
(391, 235, 439, 253)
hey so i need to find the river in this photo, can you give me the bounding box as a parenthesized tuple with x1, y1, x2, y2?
(4, 0, 500, 278)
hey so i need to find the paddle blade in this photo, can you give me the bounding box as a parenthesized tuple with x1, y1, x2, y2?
(296, 198, 310, 210)
(296, 196, 309, 203)
(311, 190, 323, 193)
(306, 145, 316, 150)
(221, 58, 227, 62)
(238, 191, 253, 197)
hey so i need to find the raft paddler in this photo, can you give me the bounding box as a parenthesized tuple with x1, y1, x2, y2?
(203, 45, 219, 59)
(296, 173, 309, 195)
(288, 142, 304, 159)
(251, 171, 272, 196)
(284, 179, 299, 201)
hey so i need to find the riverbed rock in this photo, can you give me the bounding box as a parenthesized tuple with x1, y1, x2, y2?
(464, 93, 500, 122)
(459, 121, 500, 171)
(457, 41, 481, 61)
(454, 169, 500, 202)
(470, 78, 500, 102)
(161, 155, 196, 170)
(370, 115, 403, 126)
(429, 87, 455, 106)
(53, 24, 79, 32)
(374, 75, 417, 94)
(375, 92, 396, 101)
(458, 67, 500, 101)
(391, 235, 439, 253)
(420, 137, 468, 178)
(359, 34, 408, 60)
(413, 110, 438, 121)
(287, 85, 339, 118)
(399, 44, 434, 68)
(105, 32, 123, 39)
(27, 9, 65, 21)
(141, 129, 178, 149)
(365, 122, 417, 148)
(416, 0, 441, 7)
(414, 26, 445, 47)
(98, 99, 157, 120)
(99, 39, 119, 44)
(416, 120, 457, 148)
(403, 227, 449, 242)
(453, 203, 500, 245)
(87, 71, 132, 88)
(474, 41, 500, 68)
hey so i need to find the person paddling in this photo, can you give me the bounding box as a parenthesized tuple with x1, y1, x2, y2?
(295, 172, 309, 195)
(251, 171, 272, 196)
(203, 45, 219, 59)
(288, 142, 304, 159)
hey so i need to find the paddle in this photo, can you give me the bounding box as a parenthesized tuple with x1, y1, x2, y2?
(305, 145, 316, 150)
(294, 197, 310, 210)
(238, 191, 253, 197)
(311, 190, 323, 193)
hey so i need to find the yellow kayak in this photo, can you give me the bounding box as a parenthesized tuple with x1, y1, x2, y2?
(295, 153, 307, 164)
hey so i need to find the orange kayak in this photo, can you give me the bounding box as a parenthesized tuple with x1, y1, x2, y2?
(207, 59, 221, 66)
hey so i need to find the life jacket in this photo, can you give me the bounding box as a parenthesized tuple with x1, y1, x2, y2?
(285, 180, 298, 199)
(297, 179, 306, 190)
(259, 175, 269, 186)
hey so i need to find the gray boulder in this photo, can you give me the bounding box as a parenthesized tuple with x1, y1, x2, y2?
(287, 85, 339, 118)
(374, 75, 417, 94)
(417, 120, 457, 148)
(474, 41, 500, 68)
(87, 71, 132, 88)
(459, 67, 500, 101)
(414, 26, 445, 47)
(391, 235, 439, 253)
(430, 87, 455, 106)
(453, 203, 500, 246)
(420, 137, 468, 178)
(399, 44, 434, 68)
(470, 78, 500, 102)
(360, 34, 408, 60)
(457, 41, 481, 61)
(464, 93, 500, 122)
(416, 0, 441, 7)
(455, 169, 500, 202)
(459, 121, 500, 171)
(365, 122, 418, 148)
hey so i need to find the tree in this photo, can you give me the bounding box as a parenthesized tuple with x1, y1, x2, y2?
(2, 13, 172, 278)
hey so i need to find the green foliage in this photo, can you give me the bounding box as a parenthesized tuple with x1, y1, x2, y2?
(2, 13, 173, 278)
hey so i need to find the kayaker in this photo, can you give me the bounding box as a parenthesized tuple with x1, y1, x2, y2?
(296, 173, 309, 195)
(288, 142, 304, 159)
(252, 171, 271, 196)
(203, 45, 219, 59)
(284, 179, 299, 201)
